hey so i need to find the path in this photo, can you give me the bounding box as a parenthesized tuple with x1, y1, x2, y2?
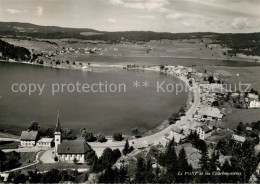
(4, 150, 44, 173)
(3, 147, 49, 153)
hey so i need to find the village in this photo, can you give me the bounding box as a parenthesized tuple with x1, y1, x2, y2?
(1, 64, 260, 182)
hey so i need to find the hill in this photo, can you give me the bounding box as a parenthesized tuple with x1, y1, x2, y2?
(0, 21, 259, 56)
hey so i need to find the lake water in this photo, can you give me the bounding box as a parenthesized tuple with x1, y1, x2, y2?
(0, 62, 188, 134)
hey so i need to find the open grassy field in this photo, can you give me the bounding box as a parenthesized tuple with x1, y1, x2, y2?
(223, 109, 260, 130)
(0, 141, 19, 149)
(196, 66, 260, 93)
(19, 152, 38, 166)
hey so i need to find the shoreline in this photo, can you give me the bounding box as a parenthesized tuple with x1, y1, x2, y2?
(0, 59, 192, 140)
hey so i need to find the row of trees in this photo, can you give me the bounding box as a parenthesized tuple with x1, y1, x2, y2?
(80, 128, 124, 142)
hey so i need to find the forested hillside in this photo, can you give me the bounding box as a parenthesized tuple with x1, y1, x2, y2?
(0, 21, 259, 56)
(0, 40, 31, 61)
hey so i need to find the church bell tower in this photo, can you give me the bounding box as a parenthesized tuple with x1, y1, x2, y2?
(54, 113, 61, 153)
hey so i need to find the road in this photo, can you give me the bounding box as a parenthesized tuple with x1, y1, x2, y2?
(89, 84, 200, 149)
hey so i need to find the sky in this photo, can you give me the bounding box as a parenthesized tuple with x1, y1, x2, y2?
(0, 0, 260, 33)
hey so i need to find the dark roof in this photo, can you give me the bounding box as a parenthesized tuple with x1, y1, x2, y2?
(201, 125, 212, 133)
(20, 131, 38, 141)
(57, 140, 91, 154)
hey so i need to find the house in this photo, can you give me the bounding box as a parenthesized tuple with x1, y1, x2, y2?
(249, 100, 260, 108)
(54, 114, 92, 163)
(56, 140, 92, 163)
(246, 127, 253, 132)
(197, 105, 223, 121)
(248, 93, 259, 101)
(232, 134, 245, 143)
(36, 138, 53, 148)
(20, 130, 39, 147)
(196, 125, 212, 140)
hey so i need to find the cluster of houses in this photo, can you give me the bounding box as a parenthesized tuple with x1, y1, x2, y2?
(20, 115, 92, 163)
(230, 92, 260, 109)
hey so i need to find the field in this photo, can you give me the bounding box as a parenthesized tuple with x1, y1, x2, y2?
(196, 66, 260, 93)
(0, 141, 19, 149)
(19, 152, 38, 167)
(223, 109, 260, 129)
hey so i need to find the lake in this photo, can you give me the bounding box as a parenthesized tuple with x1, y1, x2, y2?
(0, 62, 188, 134)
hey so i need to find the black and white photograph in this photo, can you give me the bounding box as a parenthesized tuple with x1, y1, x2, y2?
(0, 0, 260, 183)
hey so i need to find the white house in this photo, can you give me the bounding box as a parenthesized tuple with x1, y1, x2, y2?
(249, 100, 260, 108)
(232, 134, 245, 143)
(36, 138, 53, 148)
(248, 93, 259, 101)
(197, 105, 223, 121)
(196, 125, 212, 140)
(20, 131, 39, 147)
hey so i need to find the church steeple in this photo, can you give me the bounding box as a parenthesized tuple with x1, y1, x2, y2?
(55, 112, 61, 132)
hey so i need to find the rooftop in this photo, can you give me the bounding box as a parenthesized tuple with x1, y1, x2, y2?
(57, 140, 91, 154)
(20, 131, 38, 141)
(199, 125, 212, 133)
(232, 134, 245, 143)
(37, 138, 53, 143)
(197, 105, 223, 119)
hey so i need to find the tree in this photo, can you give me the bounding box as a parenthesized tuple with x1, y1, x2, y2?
(28, 121, 39, 131)
(84, 131, 96, 142)
(134, 157, 146, 183)
(113, 132, 123, 141)
(199, 150, 210, 173)
(80, 128, 87, 137)
(99, 148, 121, 169)
(160, 65, 165, 70)
(165, 139, 179, 183)
(91, 155, 99, 172)
(123, 140, 130, 155)
(118, 165, 128, 183)
(98, 165, 117, 183)
(237, 122, 245, 133)
(178, 148, 191, 182)
(54, 156, 58, 162)
(61, 128, 71, 138)
(96, 133, 107, 143)
(145, 158, 155, 183)
(212, 101, 219, 107)
(131, 127, 141, 137)
(0, 150, 6, 172)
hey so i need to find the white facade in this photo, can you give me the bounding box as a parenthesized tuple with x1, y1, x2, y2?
(54, 132, 61, 152)
(36, 138, 53, 148)
(249, 100, 260, 108)
(21, 140, 36, 147)
(58, 154, 85, 163)
(196, 127, 212, 140)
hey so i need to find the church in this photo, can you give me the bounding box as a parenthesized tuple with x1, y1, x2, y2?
(54, 115, 92, 163)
